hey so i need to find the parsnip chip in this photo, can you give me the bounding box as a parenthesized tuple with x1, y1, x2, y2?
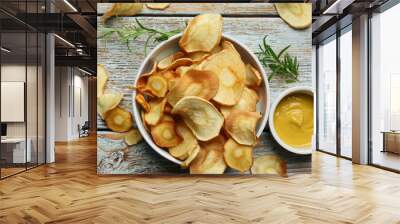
(275, 3, 312, 29)
(144, 98, 167, 126)
(245, 64, 262, 88)
(143, 75, 168, 97)
(141, 111, 149, 132)
(179, 14, 223, 53)
(167, 78, 179, 91)
(159, 114, 174, 123)
(97, 64, 109, 98)
(200, 135, 225, 152)
(176, 153, 188, 161)
(135, 93, 150, 112)
(168, 78, 179, 91)
(161, 70, 179, 91)
(181, 145, 200, 168)
(220, 87, 259, 118)
(221, 40, 238, 53)
(145, 3, 170, 10)
(164, 104, 172, 114)
(172, 96, 224, 141)
(175, 66, 192, 77)
(251, 155, 287, 177)
(187, 52, 210, 62)
(124, 129, 142, 146)
(176, 64, 200, 77)
(102, 3, 143, 22)
(200, 41, 245, 105)
(158, 51, 185, 70)
(151, 121, 182, 148)
(164, 58, 193, 71)
(137, 62, 157, 91)
(104, 106, 133, 133)
(161, 70, 178, 80)
(225, 110, 261, 146)
(190, 147, 226, 174)
(224, 138, 253, 172)
(169, 122, 198, 160)
(210, 45, 222, 54)
(190, 136, 226, 174)
(167, 69, 219, 106)
(97, 92, 123, 119)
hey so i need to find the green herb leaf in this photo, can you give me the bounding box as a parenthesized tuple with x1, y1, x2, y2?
(256, 35, 299, 83)
(98, 19, 182, 55)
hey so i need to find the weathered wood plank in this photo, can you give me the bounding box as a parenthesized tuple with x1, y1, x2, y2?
(97, 12, 312, 175)
(97, 3, 278, 16)
(97, 131, 310, 175)
(97, 16, 312, 129)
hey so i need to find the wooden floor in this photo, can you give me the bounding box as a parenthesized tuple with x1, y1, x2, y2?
(1, 167, 26, 178)
(0, 136, 400, 224)
(373, 150, 400, 171)
(1, 164, 44, 178)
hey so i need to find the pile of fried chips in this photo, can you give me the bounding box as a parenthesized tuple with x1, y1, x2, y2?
(135, 14, 284, 174)
(97, 64, 142, 147)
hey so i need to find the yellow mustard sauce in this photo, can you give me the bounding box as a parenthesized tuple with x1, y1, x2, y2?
(273, 93, 314, 148)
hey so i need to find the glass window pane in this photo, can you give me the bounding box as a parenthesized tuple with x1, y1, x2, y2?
(1, 29, 27, 177)
(0, 0, 46, 179)
(340, 29, 352, 158)
(318, 37, 337, 154)
(371, 4, 400, 171)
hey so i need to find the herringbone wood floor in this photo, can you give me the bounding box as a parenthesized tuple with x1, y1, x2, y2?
(0, 136, 399, 224)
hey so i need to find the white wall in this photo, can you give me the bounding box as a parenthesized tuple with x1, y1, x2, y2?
(1, 63, 46, 164)
(54, 67, 89, 141)
(1, 65, 26, 138)
(54, 66, 69, 141)
(72, 73, 89, 138)
(1, 65, 42, 138)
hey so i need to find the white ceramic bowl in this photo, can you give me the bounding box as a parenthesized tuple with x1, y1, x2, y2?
(269, 86, 314, 155)
(133, 33, 271, 165)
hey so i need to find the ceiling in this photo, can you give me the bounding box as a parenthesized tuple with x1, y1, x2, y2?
(0, 31, 45, 65)
(1, 0, 395, 73)
(311, 0, 391, 43)
(0, 0, 97, 73)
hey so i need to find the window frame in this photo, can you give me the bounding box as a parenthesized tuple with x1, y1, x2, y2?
(367, 1, 400, 173)
(315, 23, 353, 161)
(0, 1, 48, 180)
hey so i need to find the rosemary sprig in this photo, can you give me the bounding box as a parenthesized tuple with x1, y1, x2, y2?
(256, 35, 299, 83)
(99, 18, 181, 55)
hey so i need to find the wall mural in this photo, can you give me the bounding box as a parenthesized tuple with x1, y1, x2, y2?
(97, 3, 313, 176)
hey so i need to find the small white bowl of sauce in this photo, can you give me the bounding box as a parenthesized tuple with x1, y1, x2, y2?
(269, 87, 314, 155)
